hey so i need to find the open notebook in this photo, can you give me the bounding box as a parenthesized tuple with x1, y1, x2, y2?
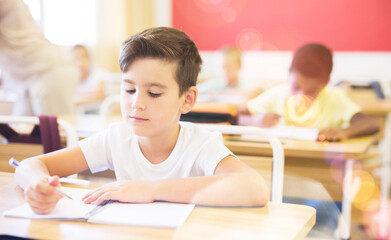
(3, 187, 195, 228)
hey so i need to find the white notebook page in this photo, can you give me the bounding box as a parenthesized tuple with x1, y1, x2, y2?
(4, 187, 195, 228)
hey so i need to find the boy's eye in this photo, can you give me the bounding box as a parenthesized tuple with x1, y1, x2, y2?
(125, 89, 136, 94)
(149, 92, 162, 98)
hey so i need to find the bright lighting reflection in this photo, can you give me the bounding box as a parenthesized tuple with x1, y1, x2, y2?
(236, 28, 263, 51)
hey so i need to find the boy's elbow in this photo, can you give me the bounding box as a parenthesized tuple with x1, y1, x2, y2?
(246, 171, 270, 206)
(365, 118, 381, 136)
(252, 190, 270, 206)
(372, 118, 381, 133)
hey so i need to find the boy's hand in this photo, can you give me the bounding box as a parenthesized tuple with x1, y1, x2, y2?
(254, 112, 280, 127)
(317, 127, 348, 142)
(24, 176, 62, 215)
(82, 180, 156, 205)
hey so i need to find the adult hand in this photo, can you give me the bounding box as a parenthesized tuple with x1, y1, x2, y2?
(24, 175, 62, 214)
(82, 180, 156, 205)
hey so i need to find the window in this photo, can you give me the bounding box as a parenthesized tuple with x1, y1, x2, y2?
(24, 0, 96, 46)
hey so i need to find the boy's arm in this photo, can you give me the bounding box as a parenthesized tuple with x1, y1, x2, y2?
(238, 111, 281, 127)
(344, 112, 380, 138)
(318, 112, 380, 141)
(83, 156, 269, 207)
(16, 146, 89, 185)
(15, 146, 89, 214)
(238, 87, 282, 127)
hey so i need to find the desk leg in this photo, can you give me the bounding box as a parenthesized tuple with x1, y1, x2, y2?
(378, 113, 391, 238)
(340, 159, 357, 240)
(379, 165, 389, 238)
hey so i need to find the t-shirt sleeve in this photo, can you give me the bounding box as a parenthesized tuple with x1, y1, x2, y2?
(335, 89, 362, 128)
(247, 85, 283, 115)
(79, 129, 114, 173)
(196, 131, 238, 176)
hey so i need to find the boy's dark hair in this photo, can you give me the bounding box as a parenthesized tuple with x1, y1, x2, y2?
(119, 27, 202, 96)
(290, 43, 333, 82)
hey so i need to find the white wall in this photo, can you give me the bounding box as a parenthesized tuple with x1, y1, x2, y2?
(200, 51, 391, 96)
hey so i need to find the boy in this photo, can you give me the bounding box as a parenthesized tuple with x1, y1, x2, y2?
(15, 27, 269, 214)
(239, 43, 380, 141)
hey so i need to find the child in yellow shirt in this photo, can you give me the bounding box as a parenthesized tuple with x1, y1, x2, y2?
(239, 43, 380, 141)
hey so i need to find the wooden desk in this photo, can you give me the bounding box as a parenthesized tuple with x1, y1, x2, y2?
(357, 99, 391, 116)
(225, 135, 376, 160)
(0, 172, 315, 240)
(225, 135, 377, 239)
(354, 100, 391, 238)
(226, 135, 376, 202)
(2, 114, 376, 239)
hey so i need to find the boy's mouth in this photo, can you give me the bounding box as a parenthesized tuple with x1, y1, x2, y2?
(130, 116, 148, 121)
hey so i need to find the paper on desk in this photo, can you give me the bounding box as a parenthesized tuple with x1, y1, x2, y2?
(270, 126, 319, 140)
(3, 187, 195, 228)
(3, 187, 95, 221)
(241, 126, 319, 141)
(88, 201, 195, 228)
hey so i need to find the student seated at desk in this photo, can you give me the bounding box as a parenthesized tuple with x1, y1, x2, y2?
(15, 27, 268, 214)
(239, 43, 380, 141)
(71, 44, 111, 105)
(198, 46, 242, 93)
(197, 46, 262, 103)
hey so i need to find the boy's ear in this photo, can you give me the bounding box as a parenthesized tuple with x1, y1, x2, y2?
(180, 86, 198, 114)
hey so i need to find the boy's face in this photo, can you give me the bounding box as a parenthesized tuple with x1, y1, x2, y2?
(120, 58, 195, 137)
(289, 71, 328, 99)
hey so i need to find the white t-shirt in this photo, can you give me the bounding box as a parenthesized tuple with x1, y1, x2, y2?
(79, 121, 236, 180)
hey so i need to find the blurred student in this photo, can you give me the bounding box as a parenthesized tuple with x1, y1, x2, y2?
(198, 46, 262, 105)
(198, 46, 242, 94)
(15, 27, 268, 214)
(71, 44, 110, 104)
(0, 0, 79, 116)
(239, 43, 380, 141)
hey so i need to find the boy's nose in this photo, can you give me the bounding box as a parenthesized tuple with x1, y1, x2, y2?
(131, 94, 146, 110)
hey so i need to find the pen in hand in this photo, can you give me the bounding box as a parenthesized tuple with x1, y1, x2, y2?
(8, 158, 73, 200)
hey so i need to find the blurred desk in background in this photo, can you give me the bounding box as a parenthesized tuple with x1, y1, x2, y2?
(181, 102, 238, 124)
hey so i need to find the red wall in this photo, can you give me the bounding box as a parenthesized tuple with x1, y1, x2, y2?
(173, 0, 391, 51)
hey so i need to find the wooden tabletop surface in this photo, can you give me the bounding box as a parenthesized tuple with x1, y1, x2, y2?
(0, 172, 315, 240)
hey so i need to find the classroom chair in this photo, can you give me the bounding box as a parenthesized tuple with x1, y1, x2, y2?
(196, 124, 284, 203)
(0, 115, 78, 148)
(99, 94, 121, 117)
(0, 115, 78, 173)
